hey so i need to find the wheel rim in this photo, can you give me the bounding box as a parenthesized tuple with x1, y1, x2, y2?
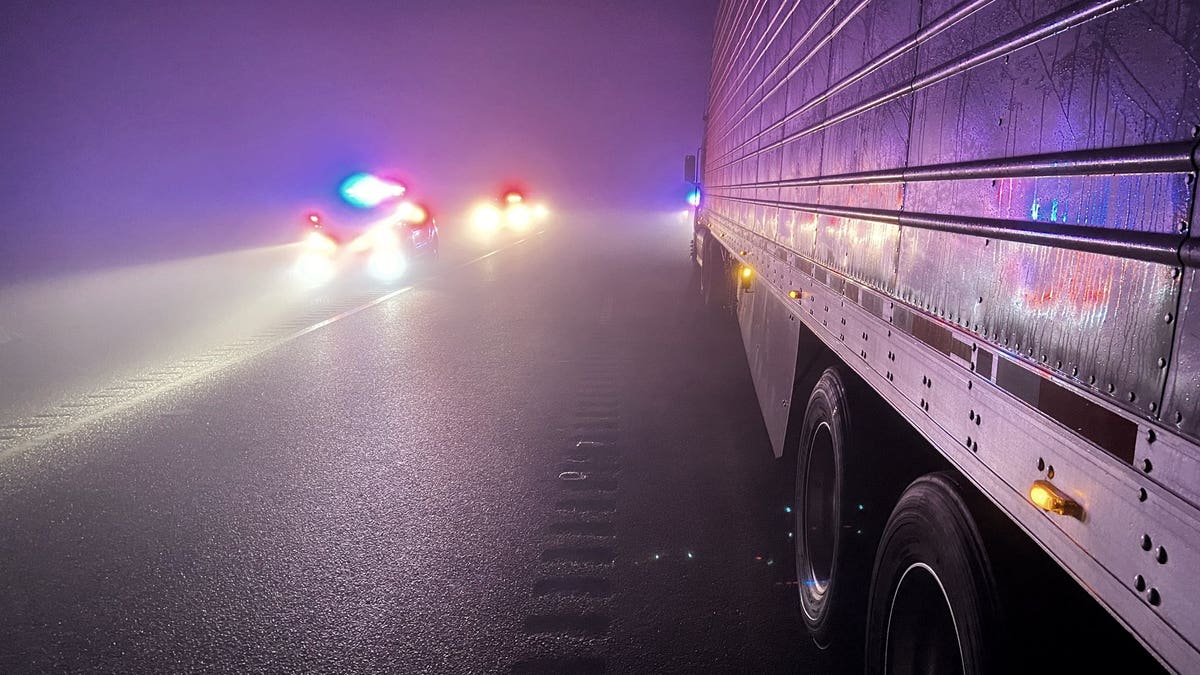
(802, 421, 837, 599)
(885, 563, 965, 675)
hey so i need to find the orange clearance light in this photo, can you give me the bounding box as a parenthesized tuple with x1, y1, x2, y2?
(739, 265, 754, 290)
(1029, 480, 1083, 519)
(789, 289, 801, 299)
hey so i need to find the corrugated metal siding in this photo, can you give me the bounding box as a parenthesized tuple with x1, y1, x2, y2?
(702, 0, 1200, 426)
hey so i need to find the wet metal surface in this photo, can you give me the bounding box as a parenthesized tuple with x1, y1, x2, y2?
(702, 0, 1200, 427)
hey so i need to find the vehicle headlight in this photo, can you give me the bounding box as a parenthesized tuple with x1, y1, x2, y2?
(367, 248, 407, 281)
(294, 252, 336, 287)
(306, 231, 338, 254)
(471, 203, 502, 232)
(506, 203, 532, 229)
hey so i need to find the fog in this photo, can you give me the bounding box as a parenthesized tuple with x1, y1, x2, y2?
(0, 0, 714, 429)
(1, 0, 714, 281)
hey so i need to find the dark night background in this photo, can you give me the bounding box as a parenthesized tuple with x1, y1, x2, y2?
(0, 0, 715, 281)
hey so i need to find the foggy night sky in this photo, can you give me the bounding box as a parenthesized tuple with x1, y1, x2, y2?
(0, 0, 716, 281)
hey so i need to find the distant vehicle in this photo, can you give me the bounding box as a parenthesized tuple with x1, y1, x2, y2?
(470, 189, 549, 234)
(298, 201, 439, 283)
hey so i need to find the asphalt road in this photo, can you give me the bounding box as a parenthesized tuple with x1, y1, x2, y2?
(0, 212, 847, 673)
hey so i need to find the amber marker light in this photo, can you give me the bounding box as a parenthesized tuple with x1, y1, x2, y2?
(788, 290, 801, 299)
(739, 265, 754, 291)
(1029, 480, 1083, 519)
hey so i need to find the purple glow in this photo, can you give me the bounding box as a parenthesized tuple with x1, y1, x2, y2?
(0, 1, 716, 281)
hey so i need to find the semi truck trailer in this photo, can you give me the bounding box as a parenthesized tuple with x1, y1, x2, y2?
(689, 0, 1200, 671)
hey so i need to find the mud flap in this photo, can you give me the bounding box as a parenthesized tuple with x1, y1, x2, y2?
(737, 279, 801, 458)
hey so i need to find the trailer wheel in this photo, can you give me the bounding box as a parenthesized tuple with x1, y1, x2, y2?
(866, 473, 1002, 675)
(793, 367, 872, 652)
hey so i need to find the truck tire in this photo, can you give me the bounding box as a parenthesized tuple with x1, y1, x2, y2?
(793, 367, 873, 653)
(865, 472, 1003, 675)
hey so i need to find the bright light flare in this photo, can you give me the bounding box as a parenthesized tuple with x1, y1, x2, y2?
(533, 203, 549, 219)
(340, 173, 406, 208)
(396, 201, 428, 224)
(305, 231, 338, 255)
(348, 223, 403, 252)
(293, 253, 336, 287)
(506, 203, 532, 229)
(373, 225, 401, 249)
(504, 191, 524, 204)
(739, 265, 754, 290)
(471, 203, 503, 233)
(367, 248, 407, 281)
(687, 187, 701, 207)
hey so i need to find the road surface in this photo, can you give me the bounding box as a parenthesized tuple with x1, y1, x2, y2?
(0, 213, 845, 673)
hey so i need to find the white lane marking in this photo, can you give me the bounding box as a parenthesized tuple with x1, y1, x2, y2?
(0, 237, 534, 459)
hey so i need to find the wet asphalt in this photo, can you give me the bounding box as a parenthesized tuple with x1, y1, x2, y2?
(0, 213, 849, 673)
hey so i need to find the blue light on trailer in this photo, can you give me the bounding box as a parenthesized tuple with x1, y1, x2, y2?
(687, 187, 701, 207)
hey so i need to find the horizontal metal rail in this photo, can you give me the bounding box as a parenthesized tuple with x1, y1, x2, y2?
(714, 0, 868, 142)
(710, 0, 842, 134)
(707, 141, 1195, 189)
(702, 210, 1200, 670)
(711, 0, 993, 159)
(707, 0, 768, 112)
(709, 193, 1186, 266)
(711, 0, 1138, 172)
(707, 0, 803, 121)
